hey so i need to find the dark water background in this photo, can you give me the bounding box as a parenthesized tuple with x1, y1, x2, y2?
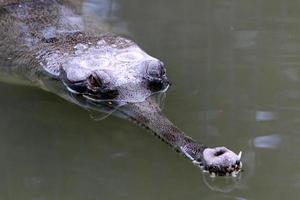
(1, 0, 300, 199)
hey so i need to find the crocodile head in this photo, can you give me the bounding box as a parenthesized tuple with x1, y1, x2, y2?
(59, 35, 170, 111)
(52, 34, 242, 177)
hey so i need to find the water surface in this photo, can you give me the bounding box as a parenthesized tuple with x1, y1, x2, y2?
(1, 0, 300, 199)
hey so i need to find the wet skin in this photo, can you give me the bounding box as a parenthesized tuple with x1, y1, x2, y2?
(0, 0, 242, 176)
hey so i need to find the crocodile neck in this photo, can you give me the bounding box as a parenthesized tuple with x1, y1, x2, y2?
(0, 0, 95, 85)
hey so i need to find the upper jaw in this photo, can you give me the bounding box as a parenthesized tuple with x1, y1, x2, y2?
(201, 147, 242, 177)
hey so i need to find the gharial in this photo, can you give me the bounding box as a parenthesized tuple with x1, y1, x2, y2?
(0, 0, 242, 176)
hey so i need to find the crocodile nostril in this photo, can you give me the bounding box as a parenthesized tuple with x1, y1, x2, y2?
(214, 149, 226, 156)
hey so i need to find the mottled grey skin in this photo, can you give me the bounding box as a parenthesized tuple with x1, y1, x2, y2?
(0, 0, 242, 176)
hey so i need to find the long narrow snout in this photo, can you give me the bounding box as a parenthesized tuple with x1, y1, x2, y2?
(117, 97, 242, 176)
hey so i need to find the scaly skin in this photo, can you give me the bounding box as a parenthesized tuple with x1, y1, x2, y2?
(0, 0, 242, 176)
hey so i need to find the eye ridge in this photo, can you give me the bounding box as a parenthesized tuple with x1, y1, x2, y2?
(147, 67, 165, 78)
(146, 61, 166, 79)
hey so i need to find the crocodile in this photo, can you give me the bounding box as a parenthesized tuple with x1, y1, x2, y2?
(0, 0, 242, 176)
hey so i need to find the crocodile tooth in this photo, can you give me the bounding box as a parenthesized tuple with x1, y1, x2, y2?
(238, 151, 242, 160)
(231, 171, 237, 177)
(210, 172, 216, 178)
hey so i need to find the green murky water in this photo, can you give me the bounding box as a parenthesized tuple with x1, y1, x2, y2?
(1, 0, 300, 199)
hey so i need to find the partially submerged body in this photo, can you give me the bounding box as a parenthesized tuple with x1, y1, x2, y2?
(0, 0, 242, 176)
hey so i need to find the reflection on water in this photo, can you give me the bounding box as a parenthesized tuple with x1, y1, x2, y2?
(202, 173, 242, 193)
(82, 0, 129, 34)
(255, 110, 277, 121)
(253, 134, 281, 149)
(1, 0, 300, 199)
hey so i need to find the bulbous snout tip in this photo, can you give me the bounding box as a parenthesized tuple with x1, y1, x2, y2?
(203, 147, 242, 177)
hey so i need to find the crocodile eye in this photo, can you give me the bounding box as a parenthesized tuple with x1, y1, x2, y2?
(148, 79, 165, 92)
(144, 61, 169, 92)
(88, 74, 102, 90)
(86, 72, 119, 100)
